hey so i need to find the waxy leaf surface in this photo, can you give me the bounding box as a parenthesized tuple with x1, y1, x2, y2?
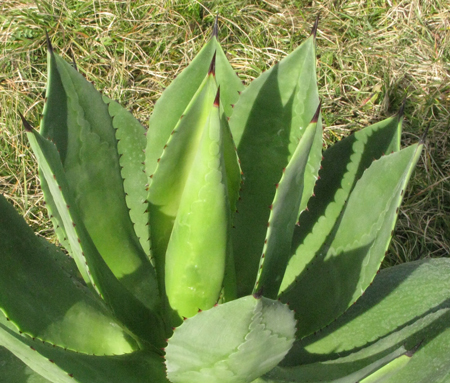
(280, 142, 422, 338)
(229, 34, 321, 297)
(0, 195, 138, 356)
(165, 295, 295, 383)
(40, 50, 158, 311)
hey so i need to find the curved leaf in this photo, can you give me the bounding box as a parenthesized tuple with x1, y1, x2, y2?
(165, 295, 296, 383)
(0, 316, 168, 383)
(40, 49, 158, 311)
(0, 195, 138, 355)
(229, 34, 321, 297)
(25, 129, 165, 348)
(281, 115, 403, 292)
(254, 112, 320, 299)
(165, 90, 231, 320)
(280, 142, 422, 338)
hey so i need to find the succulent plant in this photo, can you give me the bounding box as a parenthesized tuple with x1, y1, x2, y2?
(1, 19, 450, 383)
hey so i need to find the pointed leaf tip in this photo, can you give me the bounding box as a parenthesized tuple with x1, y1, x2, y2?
(18, 112, 34, 132)
(45, 30, 53, 53)
(253, 288, 263, 299)
(405, 340, 423, 357)
(397, 99, 406, 119)
(212, 15, 219, 38)
(208, 51, 217, 76)
(70, 48, 78, 71)
(311, 13, 320, 38)
(214, 86, 220, 107)
(311, 100, 322, 123)
(420, 122, 431, 144)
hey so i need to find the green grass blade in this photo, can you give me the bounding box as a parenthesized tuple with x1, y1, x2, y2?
(0, 195, 139, 356)
(280, 143, 422, 338)
(0, 316, 168, 383)
(281, 115, 403, 293)
(229, 35, 321, 297)
(40, 49, 158, 311)
(165, 295, 295, 383)
(164, 90, 231, 321)
(25, 128, 166, 348)
(254, 112, 320, 299)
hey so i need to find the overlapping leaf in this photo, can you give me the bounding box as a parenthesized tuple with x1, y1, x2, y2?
(40, 46, 158, 312)
(229, 33, 322, 297)
(165, 295, 295, 383)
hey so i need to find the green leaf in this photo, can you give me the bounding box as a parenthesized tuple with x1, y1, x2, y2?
(229, 34, 321, 297)
(0, 195, 139, 355)
(165, 295, 296, 383)
(0, 346, 52, 383)
(25, 128, 165, 348)
(164, 90, 232, 320)
(146, 36, 243, 179)
(40, 50, 158, 312)
(254, 112, 320, 299)
(148, 72, 217, 288)
(103, 96, 152, 261)
(280, 141, 421, 338)
(0, 316, 168, 383)
(281, 115, 402, 292)
(282, 259, 450, 381)
(258, 259, 450, 382)
(257, 345, 409, 383)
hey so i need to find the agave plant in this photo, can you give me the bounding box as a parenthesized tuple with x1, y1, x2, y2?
(1, 19, 449, 383)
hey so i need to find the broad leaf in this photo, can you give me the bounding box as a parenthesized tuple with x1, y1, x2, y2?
(0, 316, 168, 383)
(281, 115, 402, 291)
(281, 259, 450, 382)
(280, 142, 422, 338)
(0, 195, 138, 355)
(146, 35, 243, 178)
(165, 295, 296, 383)
(229, 34, 321, 297)
(254, 111, 320, 299)
(25, 128, 165, 348)
(165, 90, 232, 320)
(40, 48, 158, 311)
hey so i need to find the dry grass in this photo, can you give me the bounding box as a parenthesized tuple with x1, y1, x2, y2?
(0, 0, 449, 262)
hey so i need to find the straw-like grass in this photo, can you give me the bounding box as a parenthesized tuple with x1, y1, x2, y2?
(0, 0, 448, 263)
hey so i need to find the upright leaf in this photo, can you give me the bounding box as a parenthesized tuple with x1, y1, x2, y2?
(40, 48, 158, 311)
(229, 34, 321, 297)
(25, 126, 165, 348)
(281, 115, 402, 291)
(254, 110, 320, 299)
(164, 89, 232, 320)
(146, 33, 243, 179)
(104, 96, 152, 260)
(147, 70, 217, 291)
(280, 143, 423, 338)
